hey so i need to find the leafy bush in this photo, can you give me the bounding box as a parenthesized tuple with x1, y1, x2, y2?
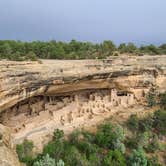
(138, 115, 154, 132)
(137, 132, 149, 148)
(53, 129, 64, 141)
(128, 148, 148, 166)
(125, 137, 138, 149)
(125, 132, 149, 150)
(140, 45, 161, 55)
(113, 139, 126, 154)
(63, 145, 89, 166)
(118, 43, 137, 54)
(127, 113, 154, 133)
(76, 140, 98, 157)
(153, 110, 166, 135)
(159, 92, 166, 109)
(89, 153, 102, 166)
(9, 51, 24, 61)
(16, 139, 34, 165)
(68, 129, 82, 144)
(33, 154, 65, 166)
(43, 139, 64, 160)
(82, 130, 96, 143)
(146, 134, 159, 153)
(112, 51, 119, 56)
(33, 154, 56, 166)
(146, 89, 157, 107)
(147, 156, 162, 166)
(103, 150, 126, 166)
(56, 159, 65, 166)
(95, 123, 125, 149)
(127, 114, 139, 132)
(25, 51, 38, 61)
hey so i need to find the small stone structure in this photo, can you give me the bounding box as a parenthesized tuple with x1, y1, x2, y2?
(110, 89, 135, 107)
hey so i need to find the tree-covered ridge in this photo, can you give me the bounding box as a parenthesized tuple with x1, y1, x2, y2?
(16, 92, 166, 166)
(0, 40, 166, 61)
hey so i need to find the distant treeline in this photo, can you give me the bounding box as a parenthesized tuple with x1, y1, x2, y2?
(0, 40, 166, 61)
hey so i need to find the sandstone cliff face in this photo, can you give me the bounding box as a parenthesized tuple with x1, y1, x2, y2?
(0, 55, 166, 112)
(0, 124, 21, 166)
(0, 55, 166, 163)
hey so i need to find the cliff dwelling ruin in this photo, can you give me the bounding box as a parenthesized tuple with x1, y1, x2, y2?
(0, 56, 166, 152)
(0, 89, 137, 149)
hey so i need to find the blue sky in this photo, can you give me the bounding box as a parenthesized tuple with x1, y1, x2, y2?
(0, 0, 166, 45)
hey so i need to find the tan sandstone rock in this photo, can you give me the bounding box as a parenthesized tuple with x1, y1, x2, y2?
(0, 124, 21, 166)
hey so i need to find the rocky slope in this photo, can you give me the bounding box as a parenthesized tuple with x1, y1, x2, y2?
(0, 124, 21, 166)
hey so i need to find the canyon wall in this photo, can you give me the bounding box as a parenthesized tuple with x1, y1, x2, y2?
(0, 55, 166, 112)
(0, 55, 166, 164)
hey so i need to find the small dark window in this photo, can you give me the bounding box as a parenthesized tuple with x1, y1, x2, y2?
(117, 91, 127, 96)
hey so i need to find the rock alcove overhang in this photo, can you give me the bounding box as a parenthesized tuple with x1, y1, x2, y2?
(0, 73, 141, 113)
(0, 56, 166, 113)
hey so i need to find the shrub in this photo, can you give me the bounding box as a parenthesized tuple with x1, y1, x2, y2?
(137, 132, 149, 149)
(112, 51, 119, 56)
(43, 140, 64, 160)
(138, 115, 154, 132)
(16, 139, 34, 165)
(114, 124, 125, 141)
(128, 148, 148, 166)
(159, 143, 166, 151)
(153, 110, 166, 135)
(26, 51, 38, 61)
(33, 154, 56, 166)
(53, 129, 64, 141)
(103, 150, 126, 166)
(113, 139, 126, 154)
(76, 140, 98, 157)
(63, 145, 89, 166)
(118, 43, 137, 54)
(146, 134, 160, 153)
(56, 159, 65, 166)
(82, 130, 95, 143)
(9, 51, 24, 61)
(89, 153, 102, 166)
(127, 114, 139, 132)
(95, 123, 125, 149)
(95, 123, 114, 148)
(147, 156, 162, 166)
(68, 129, 82, 144)
(43, 130, 65, 160)
(140, 45, 160, 55)
(125, 132, 149, 150)
(159, 92, 166, 109)
(125, 136, 138, 149)
(146, 90, 156, 107)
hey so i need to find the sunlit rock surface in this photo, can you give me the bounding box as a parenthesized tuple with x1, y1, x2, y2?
(0, 56, 166, 112)
(0, 124, 21, 166)
(0, 55, 166, 157)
